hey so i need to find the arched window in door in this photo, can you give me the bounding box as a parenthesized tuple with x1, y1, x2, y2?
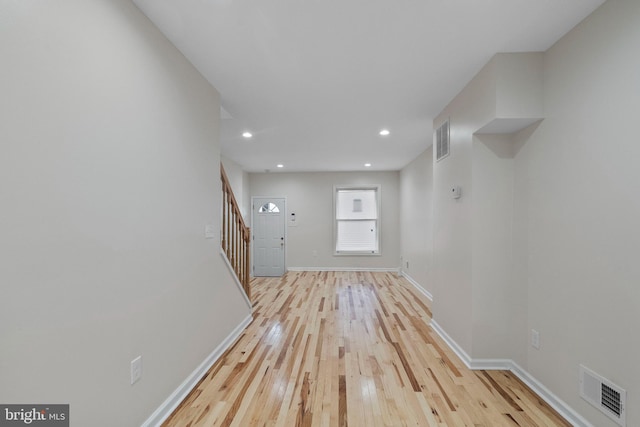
(258, 202, 280, 213)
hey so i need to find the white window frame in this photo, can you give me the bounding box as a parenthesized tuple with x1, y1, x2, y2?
(333, 185, 381, 256)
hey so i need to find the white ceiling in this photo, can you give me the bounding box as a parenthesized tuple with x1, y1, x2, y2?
(132, 0, 604, 173)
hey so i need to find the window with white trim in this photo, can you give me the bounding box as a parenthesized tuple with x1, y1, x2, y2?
(334, 186, 380, 255)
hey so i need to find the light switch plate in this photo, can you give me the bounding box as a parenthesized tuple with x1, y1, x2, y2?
(131, 356, 142, 385)
(531, 329, 540, 350)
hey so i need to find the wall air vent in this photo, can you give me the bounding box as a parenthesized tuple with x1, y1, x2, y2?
(579, 365, 626, 426)
(435, 119, 450, 161)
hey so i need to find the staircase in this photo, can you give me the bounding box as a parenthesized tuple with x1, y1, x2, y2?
(221, 164, 251, 300)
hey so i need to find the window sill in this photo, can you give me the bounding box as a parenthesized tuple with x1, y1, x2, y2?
(334, 251, 381, 257)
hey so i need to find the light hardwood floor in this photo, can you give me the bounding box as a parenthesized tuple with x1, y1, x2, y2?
(163, 271, 571, 427)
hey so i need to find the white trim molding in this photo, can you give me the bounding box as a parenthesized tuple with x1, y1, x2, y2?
(509, 363, 593, 427)
(287, 267, 400, 273)
(400, 272, 433, 302)
(220, 249, 252, 309)
(429, 319, 473, 368)
(429, 319, 593, 427)
(141, 314, 253, 427)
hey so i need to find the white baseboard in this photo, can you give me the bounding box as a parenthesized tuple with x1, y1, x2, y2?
(509, 362, 593, 427)
(400, 272, 433, 302)
(220, 249, 252, 309)
(141, 314, 253, 427)
(429, 319, 473, 368)
(287, 267, 400, 272)
(429, 319, 592, 427)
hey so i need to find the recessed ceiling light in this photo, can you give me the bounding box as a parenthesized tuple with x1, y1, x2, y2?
(364, 163, 372, 167)
(242, 131, 253, 138)
(276, 164, 284, 168)
(379, 129, 390, 136)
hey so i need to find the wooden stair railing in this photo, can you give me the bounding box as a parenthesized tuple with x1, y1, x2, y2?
(221, 164, 251, 300)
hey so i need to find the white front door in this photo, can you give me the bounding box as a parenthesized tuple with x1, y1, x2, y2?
(252, 197, 286, 277)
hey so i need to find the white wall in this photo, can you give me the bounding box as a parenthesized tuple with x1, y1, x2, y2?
(432, 1, 640, 425)
(514, 1, 640, 425)
(221, 155, 250, 221)
(471, 133, 520, 360)
(399, 148, 434, 296)
(0, 1, 250, 426)
(432, 52, 543, 359)
(432, 55, 498, 354)
(249, 171, 400, 270)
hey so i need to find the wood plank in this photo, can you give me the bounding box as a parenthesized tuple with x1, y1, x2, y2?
(163, 271, 571, 427)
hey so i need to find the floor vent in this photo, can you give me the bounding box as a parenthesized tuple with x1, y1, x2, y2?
(579, 365, 626, 426)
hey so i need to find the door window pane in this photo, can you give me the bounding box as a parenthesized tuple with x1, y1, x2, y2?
(259, 202, 280, 213)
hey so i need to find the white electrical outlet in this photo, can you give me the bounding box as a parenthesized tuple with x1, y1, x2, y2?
(131, 356, 142, 385)
(531, 329, 540, 350)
